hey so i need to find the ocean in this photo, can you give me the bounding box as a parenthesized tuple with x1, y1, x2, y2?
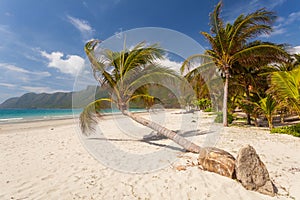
(0, 109, 83, 123)
(0, 108, 146, 124)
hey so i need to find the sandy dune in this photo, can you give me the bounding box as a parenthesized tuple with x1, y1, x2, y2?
(0, 110, 299, 199)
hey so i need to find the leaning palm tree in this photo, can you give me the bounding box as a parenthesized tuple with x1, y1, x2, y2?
(80, 39, 241, 179)
(181, 1, 289, 126)
(80, 40, 202, 153)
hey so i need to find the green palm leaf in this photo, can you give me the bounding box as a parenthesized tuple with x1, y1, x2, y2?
(269, 69, 300, 114)
(80, 98, 114, 135)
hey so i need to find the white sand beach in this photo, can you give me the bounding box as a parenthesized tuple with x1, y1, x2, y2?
(0, 110, 299, 199)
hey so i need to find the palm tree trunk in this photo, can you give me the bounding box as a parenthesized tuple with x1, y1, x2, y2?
(254, 117, 258, 127)
(223, 69, 229, 126)
(122, 110, 202, 153)
(268, 116, 274, 130)
(122, 110, 236, 178)
(245, 85, 251, 125)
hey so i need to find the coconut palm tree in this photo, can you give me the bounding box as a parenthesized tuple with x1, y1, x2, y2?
(80, 39, 241, 179)
(255, 95, 277, 129)
(80, 39, 202, 153)
(181, 1, 289, 126)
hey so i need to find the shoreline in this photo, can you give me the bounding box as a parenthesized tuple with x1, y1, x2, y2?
(0, 108, 155, 125)
(0, 108, 178, 126)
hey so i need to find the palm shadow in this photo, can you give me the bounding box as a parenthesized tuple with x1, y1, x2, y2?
(87, 129, 213, 152)
(87, 136, 184, 152)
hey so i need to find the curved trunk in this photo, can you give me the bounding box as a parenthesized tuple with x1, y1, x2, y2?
(122, 110, 202, 153)
(122, 110, 236, 178)
(223, 69, 229, 127)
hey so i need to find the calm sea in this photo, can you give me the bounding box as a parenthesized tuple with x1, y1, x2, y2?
(0, 108, 146, 123)
(0, 109, 83, 123)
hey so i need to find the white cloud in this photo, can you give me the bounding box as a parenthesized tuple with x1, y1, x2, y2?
(272, 27, 286, 36)
(21, 86, 69, 94)
(258, 10, 300, 38)
(288, 46, 300, 54)
(1, 63, 28, 73)
(0, 25, 13, 35)
(0, 83, 15, 88)
(0, 63, 51, 77)
(260, 24, 286, 38)
(286, 11, 300, 25)
(41, 51, 85, 76)
(155, 57, 182, 72)
(5, 12, 13, 17)
(67, 15, 94, 37)
(249, 0, 286, 10)
(224, 0, 287, 24)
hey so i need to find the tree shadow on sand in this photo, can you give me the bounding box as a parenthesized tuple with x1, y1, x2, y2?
(87, 129, 214, 152)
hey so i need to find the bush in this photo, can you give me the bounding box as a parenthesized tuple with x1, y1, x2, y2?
(270, 124, 300, 137)
(204, 107, 213, 112)
(214, 112, 234, 124)
(193, 98, 211, 110)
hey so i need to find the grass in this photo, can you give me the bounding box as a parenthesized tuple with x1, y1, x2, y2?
(271, 124, 300, 137)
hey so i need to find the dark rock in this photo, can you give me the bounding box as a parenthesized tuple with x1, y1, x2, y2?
(198, 147, 236, 178)
(235, 145, 275, 196)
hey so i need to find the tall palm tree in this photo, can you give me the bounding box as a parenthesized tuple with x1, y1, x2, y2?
(181, 1, 289, 126)
(80, 40, 202, 153)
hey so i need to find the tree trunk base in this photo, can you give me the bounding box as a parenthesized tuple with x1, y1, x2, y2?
(198, 147, 236, 178)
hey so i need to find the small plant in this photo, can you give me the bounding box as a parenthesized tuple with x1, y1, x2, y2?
(270, 124, 300, 137)
(193, 98, 212, 110)
(214, 112, 233, 124)
(204, 107, 213, 112)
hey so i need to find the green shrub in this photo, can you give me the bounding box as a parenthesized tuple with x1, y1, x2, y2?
(270, 124, 300, 137)
(193, 98, 212, 110)
(204, 107, 213, 112)
(214, 112, 233, 124)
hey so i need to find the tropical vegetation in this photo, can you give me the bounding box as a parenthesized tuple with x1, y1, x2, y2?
(78, 1, 300, 196)
(181, 1, 289, 127)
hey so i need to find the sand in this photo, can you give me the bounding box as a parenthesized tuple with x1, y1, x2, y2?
(0, 110, 299, 199)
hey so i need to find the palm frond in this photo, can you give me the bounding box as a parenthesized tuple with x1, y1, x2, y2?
(269, 69, 300, 113)
(228, 9, 275, 51)
(80, 98, 114, 135)
(201, 32, 220, 55)
(123, 43, 164, 75)
(84, 40, 117, 87)
(125, 65, 182, 97)
(209, 1, 225, 53)
(232, 44, 289, 66)
(181, 54, 214, 74)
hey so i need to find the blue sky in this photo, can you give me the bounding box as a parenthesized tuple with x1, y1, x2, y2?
(0, 0, 299, 103)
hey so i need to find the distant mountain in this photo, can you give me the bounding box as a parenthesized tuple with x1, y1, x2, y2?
(0, 84, 181, 109)
(0, 85, 109, 109)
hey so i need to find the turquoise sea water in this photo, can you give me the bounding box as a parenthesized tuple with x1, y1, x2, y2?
(0, 109, 82, 123)
(0, 108, 146, 123)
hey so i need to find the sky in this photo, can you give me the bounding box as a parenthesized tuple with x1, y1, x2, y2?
(0, 0, 299, 104)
